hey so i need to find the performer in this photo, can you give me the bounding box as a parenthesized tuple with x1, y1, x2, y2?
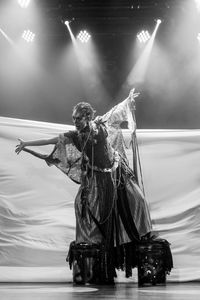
(15, 89, 152, 283)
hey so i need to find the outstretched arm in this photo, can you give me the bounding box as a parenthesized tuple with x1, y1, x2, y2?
(101, 88, 139, 131)
(15, 137, 59, 155)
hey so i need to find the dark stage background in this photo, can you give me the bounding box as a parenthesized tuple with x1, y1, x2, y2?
(0, 0, 200, 129)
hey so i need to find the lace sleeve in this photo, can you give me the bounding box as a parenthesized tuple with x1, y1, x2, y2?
(94, 96, 136, 161)
(100, 97, 136, 131)
(49, 133, 82, 184)
(23, 133, 82, 184)
(99, 98, 143, 189)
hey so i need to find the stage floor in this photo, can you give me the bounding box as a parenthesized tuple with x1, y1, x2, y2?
(0, 282, 199, 300)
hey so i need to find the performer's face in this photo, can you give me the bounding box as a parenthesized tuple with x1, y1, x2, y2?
(72, 110, 88, 132)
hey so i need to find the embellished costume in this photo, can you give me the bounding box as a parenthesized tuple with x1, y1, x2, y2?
(23, 97, 152, 282)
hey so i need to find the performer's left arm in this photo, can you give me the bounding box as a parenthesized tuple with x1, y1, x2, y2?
(100, 89, 139, 131)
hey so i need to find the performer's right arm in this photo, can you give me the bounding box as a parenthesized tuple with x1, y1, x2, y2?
(15, 137, 59, 154)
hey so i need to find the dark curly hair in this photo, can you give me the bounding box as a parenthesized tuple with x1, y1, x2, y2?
(72, 102, 96, 121)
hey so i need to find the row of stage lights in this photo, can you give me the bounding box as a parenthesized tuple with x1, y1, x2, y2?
(21, 19, 160, 44)
(17, 0, 200, 45)
(21, 27, 200, 45)
(21, 26, 152, 44)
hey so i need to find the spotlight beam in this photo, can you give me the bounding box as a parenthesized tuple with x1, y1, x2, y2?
(65, 21, 77, 45)
(0, 28, 14, 46)
(64, 21, 89, 70)
(126, 19, 161, 86)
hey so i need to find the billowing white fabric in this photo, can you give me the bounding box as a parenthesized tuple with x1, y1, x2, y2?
(0, 116, 200, 282)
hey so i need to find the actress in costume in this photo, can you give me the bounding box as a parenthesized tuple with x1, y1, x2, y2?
(15, 89, 152, 283)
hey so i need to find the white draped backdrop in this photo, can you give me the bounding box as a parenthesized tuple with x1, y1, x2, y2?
(1, 116, 200, 282)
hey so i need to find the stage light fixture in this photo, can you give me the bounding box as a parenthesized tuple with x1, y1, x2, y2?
(18, 0, 30, 8)
(157, 19, 162, 24)
(22, 30, 35, 42)
(77, 30, 91, 43)
(137, 30, 150, 43)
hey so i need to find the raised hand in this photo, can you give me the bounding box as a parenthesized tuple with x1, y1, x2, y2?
(15, 139, 26, 155)
(128, 88, 140, 102)
(128, 88, 140, 111)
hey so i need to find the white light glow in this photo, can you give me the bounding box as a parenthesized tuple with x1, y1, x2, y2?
(18, 0, 31, 8)
(77, 30, 91, 43)
(127, 18, 161, 86)
(157, 19, 162, 24)
(137, 30, 151, 44)
(195, 0, 200, 11)
(197, 33, 200, 42)
(22, 30, 35, 42)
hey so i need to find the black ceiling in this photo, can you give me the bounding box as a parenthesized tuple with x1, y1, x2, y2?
(34, 0, 189, 38)
(38, 0, 183, 20)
